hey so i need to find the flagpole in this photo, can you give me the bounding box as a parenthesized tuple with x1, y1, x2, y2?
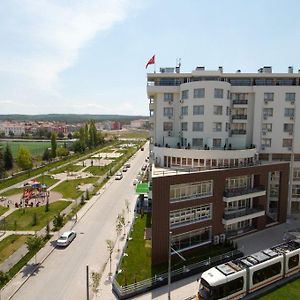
(154, 61, 156, 73)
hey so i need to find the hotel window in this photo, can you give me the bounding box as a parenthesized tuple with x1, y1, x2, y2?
(225, 175, 252, 189)
(213, 138, 222, 148)
(213, 122, 222, 132)
(164, 93, 173, 101)
(181, 122, 188, 131)
(192, 138, 203, 147)
(262, 123, 272, 132)
(262, 138, 272, 147)
(214, 88, 223, 98)
(285, 108, 295, 117)
(263, 108, 273, 117)
(194, 88, 205, 98)
(193, 105, 204, 115)
(193, 122, 204, 131)
(170, 204, 212, 228)
(282, 139, 293, 147)
(283, 123, 294, 132)
(181, 106, 188, 116)
(163, 107, 173, 116)
(213, 105, 223, 115)
(181, 90, 189, 100)
(172, 227, 212, 252)
(163, 122, 173, 131)
(286, 92, 296, 101)
(293, 168, 300, 180)
(264, 92, 274, 101)
(170, 180, 213, 202)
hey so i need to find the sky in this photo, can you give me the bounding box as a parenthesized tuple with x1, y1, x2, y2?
(0, 0, 300, 116)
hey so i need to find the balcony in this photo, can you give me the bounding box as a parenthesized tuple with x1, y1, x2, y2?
(232, 115, 247, 120)
(232, 99, 248, 106)
(223, 186, 266, 202)
(225, 226, 256, 238)
(231, 129, 246, 135)
(222, 206, 265, 225)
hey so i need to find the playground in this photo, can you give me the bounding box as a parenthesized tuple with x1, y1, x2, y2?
(0, 179, 62, 210)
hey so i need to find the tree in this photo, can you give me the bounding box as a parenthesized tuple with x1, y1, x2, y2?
(57, 132, 64, 139)
(125, 199, 130, 224)
(90, 271, 101, 297)
(106, 239, 114, 277)
(51, 132, 57, 158)
(85, 189, 90, 200)
(115, 218, 122, 251)
(118, 211, 126, 236)
(26, 235, 44, 264)
(84, 123, 89, 148)
(0, 149, 5, 179)
(88, 121, 97, 148)
(16, 145, 33, 170)
(42, 148, 50, 161)
(67, 133, 73, 139)
(53, 213, 64, 230)
(56, 147, 69, 157)
(72, 140, 85, 153)
(4, 144, 13, 170)
(45, 221, 50, 238)
(80, 194, 85, 205)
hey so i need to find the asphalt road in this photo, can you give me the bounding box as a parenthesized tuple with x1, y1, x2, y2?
(12, 144, 148, 300)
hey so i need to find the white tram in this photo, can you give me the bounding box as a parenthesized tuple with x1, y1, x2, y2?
(196, 239, 300, 300)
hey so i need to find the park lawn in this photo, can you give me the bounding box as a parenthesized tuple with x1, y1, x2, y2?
(0, 188, 23, 197)
(259, 278, 300, 299)
(49, 164, 83, 175)
(52, 177, 98, 199)
(0, 235, 30, 264)
(0, 205, 9, 216)
(2, 201, 71, 231)
(85, 164, 112, 176)
(35, 175, 59, 187)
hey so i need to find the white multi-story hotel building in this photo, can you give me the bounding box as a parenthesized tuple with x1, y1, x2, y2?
(147, 65, 295, 264)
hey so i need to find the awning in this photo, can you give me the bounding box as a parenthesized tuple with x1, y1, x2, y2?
(135, 183, 149, 194)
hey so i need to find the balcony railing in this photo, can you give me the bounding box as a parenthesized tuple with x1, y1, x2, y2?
(225, 226, 256, 238)
(224, 185, 265, 198)
(232, 99, 248, 105)
(223, 206, 265, 220)
(147, 80, 182, 86)
(231, 129, 246, 135)
(232, 115, 247, 120)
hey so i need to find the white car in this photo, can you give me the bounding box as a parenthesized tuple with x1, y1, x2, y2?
(56, 231, 76, 247)
(115, 172, 123, 180)
(133, 178, 139, 185)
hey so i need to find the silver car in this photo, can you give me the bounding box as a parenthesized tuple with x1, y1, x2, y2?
(56, 231, 76, 247)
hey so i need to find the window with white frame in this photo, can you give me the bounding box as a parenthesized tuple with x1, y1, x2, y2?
(194, 88, 205, 98)
(293, 168, 300, 180)
(213, 138, 222, 148)
(262, 138, 272, 147)
(170, 204, 212, 228)
(193, 122, 204, 131)
(164, 93, 173, 101)
(170, 180, 213, 202)
(163, 122, 173, 131)
(264, 92, 274, 101)
(171, 227, 212, 252)
(214, 88, 223, 98)
(163, 107, 173, 116)
(262, 123, 272, 132)
(283, 123, 294, 132)
(263, 108, 273, 117)
(181, 122, 188, 131)
(225, 175, 252, 190)
(282, 139, 293, 147)
(192, 138, 203, 147)
(213, 122, 222, 132)
(193, 105, 204, 115)
(286, 92, 296, 101)
(285, 108, 295, 117)
(181, 106, 188, 115)
(181, 90, 189, 100)
(213, 105, 223, 115)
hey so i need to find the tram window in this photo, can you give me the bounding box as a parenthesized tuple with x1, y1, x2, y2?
(212, 277, 244, 298)
(253, 262, 281, 284)
(288, 255, 299, 269)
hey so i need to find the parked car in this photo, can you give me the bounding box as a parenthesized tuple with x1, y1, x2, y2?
(141, 164, 147, 171)
(141, 147, 144, 151)
(56, 231, 76, 247)
(133, 178, 139, 185)
(125, 163, 131, 168)
(122, 167, 127, 172)
(115, 172, 123, 180)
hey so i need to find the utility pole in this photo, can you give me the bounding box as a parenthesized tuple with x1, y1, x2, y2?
(168, 231, 172, 300)
(86, 265, 90, 300)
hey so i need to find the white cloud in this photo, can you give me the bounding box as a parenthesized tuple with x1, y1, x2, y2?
(0, 0, 137, 90)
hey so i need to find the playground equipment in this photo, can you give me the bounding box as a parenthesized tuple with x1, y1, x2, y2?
(19, 179, 48, 207)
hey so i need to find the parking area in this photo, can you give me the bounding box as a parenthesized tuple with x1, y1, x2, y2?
(235, 216, 300, 255)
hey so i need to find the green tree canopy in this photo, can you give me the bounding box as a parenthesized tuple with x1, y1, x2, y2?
(16, 145, 33, 170)
(3, 144, 13, 170)
(0, 149, 5, 179)
(51, 132, 57, 158)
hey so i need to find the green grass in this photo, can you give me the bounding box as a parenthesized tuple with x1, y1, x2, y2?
(0, 205, 9, 216)
(0, 201, 71, 231)
(0, 188, 23, 197)
(49, 164, 83, 175)
(0, 141, 64, 158)
(34, 175, 59, 187)
(52, 177, 98, 199)
(85, 163, 112, 176)
(259, 278, 300, 299)
(0, 235, 30, 263)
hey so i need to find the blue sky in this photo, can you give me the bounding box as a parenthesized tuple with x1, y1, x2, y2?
(0, 0, 299, 115)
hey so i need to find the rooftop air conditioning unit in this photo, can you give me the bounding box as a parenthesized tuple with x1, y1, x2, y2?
(291, 101, 295, 105)
(264, 100, 268, 104)
(261, 146, 265, 150)
(169, 100, 173, 104)
(180, 99, 184, 104)
(263, 115, 268, 120)
(290, 116, 294, 120)
(288, 147, 293, 151)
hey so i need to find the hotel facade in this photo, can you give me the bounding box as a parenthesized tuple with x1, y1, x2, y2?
(146, 65, 299, 264)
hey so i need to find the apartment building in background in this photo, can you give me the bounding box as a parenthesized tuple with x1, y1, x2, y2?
(146, 65, 299, 264)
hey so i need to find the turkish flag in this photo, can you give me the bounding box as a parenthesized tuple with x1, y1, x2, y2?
(145, 55, 155, 69)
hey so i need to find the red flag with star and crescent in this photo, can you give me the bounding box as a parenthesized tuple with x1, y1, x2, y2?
(145, 55, 155, 69)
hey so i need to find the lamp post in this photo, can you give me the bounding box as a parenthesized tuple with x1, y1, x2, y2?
(168, 231, 172, 300)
